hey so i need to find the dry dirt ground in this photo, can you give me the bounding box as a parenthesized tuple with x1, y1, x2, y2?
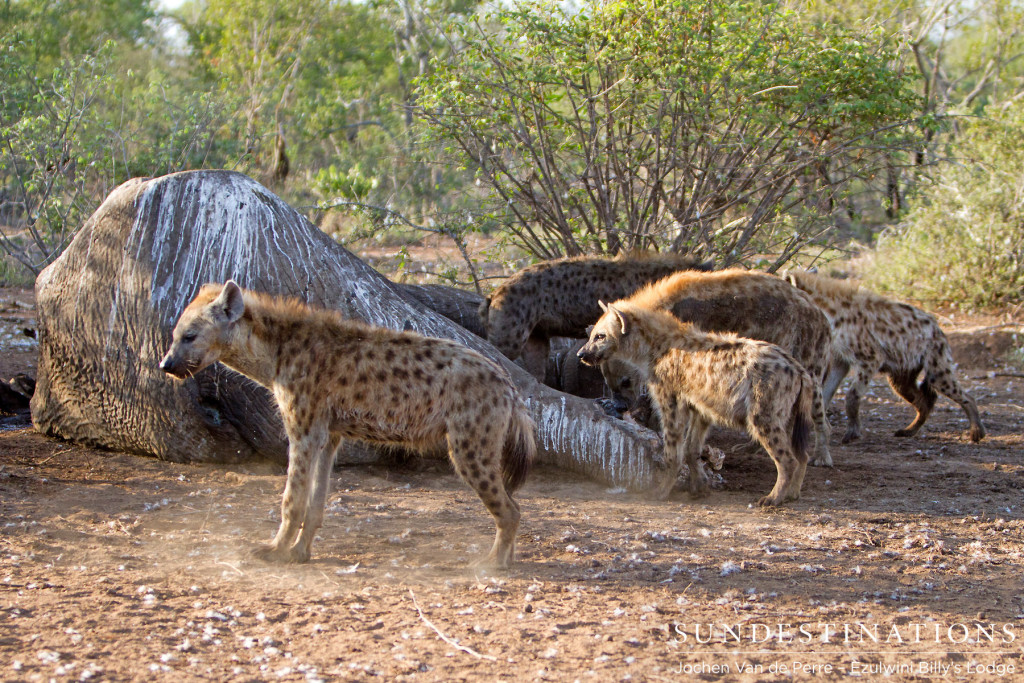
(1, 287, 1023, 682)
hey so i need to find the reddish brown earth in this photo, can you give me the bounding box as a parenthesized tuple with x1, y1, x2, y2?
(1, 286, 1023, 682)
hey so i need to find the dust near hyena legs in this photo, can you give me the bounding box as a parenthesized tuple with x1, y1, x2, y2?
(289, 433, 343, 563)
(678, 412, 711, 499)
(253, 424, 330, 564)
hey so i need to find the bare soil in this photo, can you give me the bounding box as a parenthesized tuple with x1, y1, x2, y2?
(2, 288, 1023, 682)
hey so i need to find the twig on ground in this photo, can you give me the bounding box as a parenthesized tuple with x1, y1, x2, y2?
(216, 561, 245, 576)
(408, 588, 497, 661)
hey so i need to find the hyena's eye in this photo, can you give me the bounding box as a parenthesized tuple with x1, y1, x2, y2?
(182, 333, 198, 344)
(593, 333, 606, 341)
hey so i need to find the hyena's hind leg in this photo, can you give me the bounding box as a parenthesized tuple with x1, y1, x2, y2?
(809, 381, 833, 466)
(923, 343, 985, 442)
(749, 395, 807, 506)
(822, 357, 851, 407)
(253, 422, 329, 563)
(752, 426, 804, 506)
(840, 366, 874, 444)
(289, 433, 343, 563)
(447, 410, 521, 569)
(887, 366, 937, 439)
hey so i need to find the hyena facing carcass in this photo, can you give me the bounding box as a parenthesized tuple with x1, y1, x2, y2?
(160, 281, 535, 568)
(480, 253, 711, 379)
(599, 269, 835, 468)
(579, 301, 815, 506)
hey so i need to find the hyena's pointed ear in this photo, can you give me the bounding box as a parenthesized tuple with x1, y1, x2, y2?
(598, 300, 608, 313)
(608, 304, 629, 335)
(782, 270, 797, 287)
(214, 280, 245, 323)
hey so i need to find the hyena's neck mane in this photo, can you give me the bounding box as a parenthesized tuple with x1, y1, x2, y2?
(616, 304, 694, 367)
(220, 290, 371, 387)
(625, 268, 746, 309)
(239, 290, 340, 335)
(617, 304, 730, 371)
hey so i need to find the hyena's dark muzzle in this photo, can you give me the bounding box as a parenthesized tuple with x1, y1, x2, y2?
(159, 350, 191, 379)
(576, 342, 604, 367)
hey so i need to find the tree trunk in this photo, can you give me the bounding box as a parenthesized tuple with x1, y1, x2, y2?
(31, 171, 671, 495)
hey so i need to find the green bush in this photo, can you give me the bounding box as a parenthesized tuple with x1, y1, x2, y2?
(416, 0, 921, 265)
(866, 102, 1024, 310)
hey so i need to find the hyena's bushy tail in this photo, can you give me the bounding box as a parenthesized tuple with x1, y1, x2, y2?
(502, 399, 536, 493)
(791, 375, 815, 459)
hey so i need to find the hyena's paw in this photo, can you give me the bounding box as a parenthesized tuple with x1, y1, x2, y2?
(473, 550, 513, 572)
(251, 543, 307, 564)
(809, 452, 833, 468)
(966, 426, 985, 443)
(893, 427, 918, 438)
(759, 487, 800, 507)
(687, 470, 710, 498)
(841, 428, 861, 444)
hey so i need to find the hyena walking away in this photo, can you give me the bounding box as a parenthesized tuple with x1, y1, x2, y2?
(160, 281, 535, 568)
(607, 269, 834, 468)
(578, 302, 815, 506)
(480, 253, 711, 378)
(786, 270, 985, 443)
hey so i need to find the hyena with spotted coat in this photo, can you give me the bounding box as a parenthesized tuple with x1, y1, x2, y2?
(480, 253, 711, 378)
(785, 270, 985, 443)
(579, 301, 815, 506)
(601, 269, 835, 469)
(160, 281, 535, 568)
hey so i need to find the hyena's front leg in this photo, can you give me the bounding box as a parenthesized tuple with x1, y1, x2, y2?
(290, 433, 343, 563)
(678, 411, 711, 499)
(253, 423, 329, 563)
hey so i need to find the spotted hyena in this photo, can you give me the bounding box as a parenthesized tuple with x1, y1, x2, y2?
(600, 269, 834, 468)
(579, 301, 815, 506)
(160, 281, 535, 568)
(480, 253, 711, 379)
(785, 269, 985, 443)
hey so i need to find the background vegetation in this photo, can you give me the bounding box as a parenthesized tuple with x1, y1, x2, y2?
(1, 0, 1022, 307)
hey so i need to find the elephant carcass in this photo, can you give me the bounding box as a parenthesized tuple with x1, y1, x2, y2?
(31, 171, 670, 495)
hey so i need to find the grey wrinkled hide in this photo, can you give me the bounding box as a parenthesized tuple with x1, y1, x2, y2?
(395, 283, 487, 338)
(32, 171, 671, 494)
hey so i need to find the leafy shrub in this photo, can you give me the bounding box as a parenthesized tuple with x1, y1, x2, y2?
(417, 0, 921, 266)
(867, 102, 1024, 310)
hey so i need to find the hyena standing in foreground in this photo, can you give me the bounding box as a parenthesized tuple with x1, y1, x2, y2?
(578, 301, 815, 506)
(160, 281, 535, 568)
(480, 253, 711, 378)
(785, 270, 985, 443)
(602, 269, 835, 469)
